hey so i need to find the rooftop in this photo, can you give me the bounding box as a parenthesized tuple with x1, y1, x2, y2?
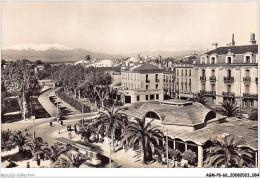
(205, 44, 258, 55)
(133, 63, 163, 72)
(125, 100, 216, 126)
(167, 118, 258, 150)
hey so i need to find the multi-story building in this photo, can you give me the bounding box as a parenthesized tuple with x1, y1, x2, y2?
(197, 34, 258, 108)
(120, 63, 164, 104)
(163, 71, 175, 98)
(174, 63, 197, 99)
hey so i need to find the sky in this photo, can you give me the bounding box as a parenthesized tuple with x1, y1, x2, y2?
(2, 2, 258, 54)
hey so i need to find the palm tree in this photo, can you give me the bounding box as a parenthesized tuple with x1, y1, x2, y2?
(23, 137, 48, 160)
(204, 136, 255, 168)
(79, 124, 97, 143)
(221, 101, 239, 117)
(11, 130, 30, 153)
(92, 105, 128, 152)
(248, 109, 258, 121)
(193, 91, 206, 105)
(121, 117, 164, 164)
(53, 150, 87, 168)
(43, 143, 68, 163)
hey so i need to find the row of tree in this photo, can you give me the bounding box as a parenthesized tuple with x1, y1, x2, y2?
(49, 64, 115, 108)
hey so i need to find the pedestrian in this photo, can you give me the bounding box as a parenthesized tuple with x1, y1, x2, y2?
(27, 162, 30, 168)
(37, 155, 41, 166)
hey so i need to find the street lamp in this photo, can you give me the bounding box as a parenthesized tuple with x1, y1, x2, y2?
(32, 115, 35, 139)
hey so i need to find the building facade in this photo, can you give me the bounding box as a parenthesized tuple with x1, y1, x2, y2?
(174, 64, 197, 99)
(198, 43, 258, 107)
(163, 71, 175, 98)
(120, 63, 164, 104)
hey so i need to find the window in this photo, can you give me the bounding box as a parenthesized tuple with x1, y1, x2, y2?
(227, 85, 231, 92)
(146, 74, 148, 81)
(185, 86, 187, 91)
(189, 79, 191, 85)
(131, 74, 133, 80)
(134, 74, 136, 80)
(227, 70, 231, 78)
(131, 83, 133, 89)
(181, 70, 183, 76)
(202, 70, 205, 77)
(156, 84, 158, 89)
(227, 57, 232, 64)
(189, 70, 191, 76)
(185, 70, 187, 76)
(156, 94, 159, 99)
(90, 152, 93, 157)
(128, 74, 129, 80)
(245, 85, 249, 93)
(212, 70, 215, 76)
(146, 95, 149, 100)
(150, 95, 154, 100)
(181, 86, 183, 91)
(137, 95, 140, 101)
(137, 85, 139, 89)
(212, 84, 215, 91)
(202, 84, 205, 91)
(146, 85, 149, 90)
(246, 56, 250, 63)
(211, 57, 215, 64)
(177, 70, 179, 76)
(245, 70, 250, 77)
(155, 74, 158, 80)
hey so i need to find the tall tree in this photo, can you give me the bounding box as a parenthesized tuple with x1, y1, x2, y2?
(204, 136, 255, 168)
(11, 130, 30, 153)
(93, 106, 128, 152)
(23, 137, 48, 160)
(121, 117, 164, 164)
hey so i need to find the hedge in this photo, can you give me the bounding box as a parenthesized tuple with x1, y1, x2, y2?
(55, 90, 91, 113)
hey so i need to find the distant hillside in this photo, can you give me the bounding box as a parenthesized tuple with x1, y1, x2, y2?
(2, 48, 126, 62)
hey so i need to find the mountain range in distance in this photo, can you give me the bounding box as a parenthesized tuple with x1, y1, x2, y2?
(2, 44, 206, 62)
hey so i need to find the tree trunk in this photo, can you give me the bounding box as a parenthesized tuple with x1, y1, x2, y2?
(140, 142, 146, 164)
(111, 130, 115, 152)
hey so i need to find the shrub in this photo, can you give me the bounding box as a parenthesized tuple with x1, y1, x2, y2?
(169, 148, 182, 161)
(55, 90, 91, 113)
(182, 149, 197, 164)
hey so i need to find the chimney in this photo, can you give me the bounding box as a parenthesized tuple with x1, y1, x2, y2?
(212, 43, 218, 49)
(250, 33, 256, 45)
(231, 33, 235, 46)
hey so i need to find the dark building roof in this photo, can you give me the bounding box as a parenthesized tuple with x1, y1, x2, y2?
(133, 63, 163, 72)
(205, 45, 258, 55)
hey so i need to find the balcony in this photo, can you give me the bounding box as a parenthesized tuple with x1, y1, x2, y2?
(256, 77, 258, 84)
(222, 92, 235, 97)
(209, 76, 216, 82)
(155, 79, 160, 83)
(243, 77, 251, 84)
(201, 90, 216, 96)
(224, 77, 234, 84)
(243, 93, 258, 99)
(145, 79, 150, 83)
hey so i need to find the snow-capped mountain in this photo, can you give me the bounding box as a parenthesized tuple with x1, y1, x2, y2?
(3, 44, 73, 51)
(2, 44, 125, 62)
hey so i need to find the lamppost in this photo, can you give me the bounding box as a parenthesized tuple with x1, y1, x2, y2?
(32, 115, 35, 139)
(166, 129, 169, 168)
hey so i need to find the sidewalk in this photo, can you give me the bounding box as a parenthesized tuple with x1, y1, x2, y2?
(52, 127, 165, 168)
